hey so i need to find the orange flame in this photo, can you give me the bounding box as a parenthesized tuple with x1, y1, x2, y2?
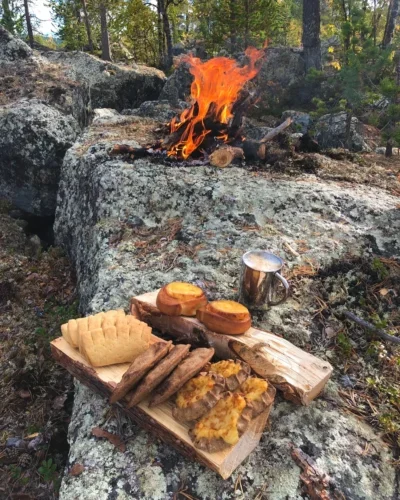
(168, 47, 265, 159)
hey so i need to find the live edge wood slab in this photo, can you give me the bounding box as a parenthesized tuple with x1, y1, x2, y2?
(51, 336, 276, 479)
(131, 290, 333, 405)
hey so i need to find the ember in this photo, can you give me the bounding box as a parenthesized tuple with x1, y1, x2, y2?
(167, 48, 265, 159)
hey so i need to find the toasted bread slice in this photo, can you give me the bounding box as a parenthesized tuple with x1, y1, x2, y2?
(127, 344, 191, 407)
(172, 372, 226, 422)
(189, 392, 252, 452)
(110, 341, 172, 403)
(149, 347, 215, 407)
(209, 359, 250, 390)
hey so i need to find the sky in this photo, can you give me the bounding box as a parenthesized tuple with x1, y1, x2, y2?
(31, 0, 55, 36)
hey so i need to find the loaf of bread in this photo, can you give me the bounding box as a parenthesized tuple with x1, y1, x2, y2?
(61, 310, 151, 367)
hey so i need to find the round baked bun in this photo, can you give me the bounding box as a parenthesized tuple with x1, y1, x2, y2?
(196, 300, 251, 335)
(156, 282, 208, 316)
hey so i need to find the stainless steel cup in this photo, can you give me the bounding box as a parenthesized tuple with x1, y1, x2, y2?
(238, 250, 290, 307)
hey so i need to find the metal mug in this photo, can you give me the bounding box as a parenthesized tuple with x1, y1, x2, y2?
(238, 250, 290, 307)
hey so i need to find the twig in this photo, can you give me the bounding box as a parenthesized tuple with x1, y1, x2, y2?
(260, 117, 293, 143)
(343, 311, 400, 345)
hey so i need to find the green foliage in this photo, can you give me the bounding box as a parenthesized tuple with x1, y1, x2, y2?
(371, 258, 389, 280)
(336, 332, 352, 357)
(38, 458, 58, 483)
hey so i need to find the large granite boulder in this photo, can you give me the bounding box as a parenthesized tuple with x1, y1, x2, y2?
(44, 51, 166, 111)
(53, 115, 399, 499)
(0, 26, 34, 63)
(315, 112, 372, 152)
(0, 99, 79, 216)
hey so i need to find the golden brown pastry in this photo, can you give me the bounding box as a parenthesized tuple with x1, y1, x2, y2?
(236, 377, 272, 417)
(149, 347, 215, 407)
(189, 392, 252, 452)
(156, 282, 208, 316)
(172, 372, 226, 422)
(196, 300, 251, 335)
(209, 359, 250, 390)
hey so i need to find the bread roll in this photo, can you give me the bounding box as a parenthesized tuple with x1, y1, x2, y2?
(156, 282, 207, 316)
(196, 300, 251, 335)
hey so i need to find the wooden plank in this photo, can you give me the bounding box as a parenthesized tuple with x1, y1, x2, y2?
(131, 290, 333, 405)
(51, 336, 275, 479)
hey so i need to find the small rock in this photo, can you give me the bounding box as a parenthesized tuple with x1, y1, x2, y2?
(6, 437, 21, 448)
(339, 375, 356, 388)
(125, 216, 144, 228)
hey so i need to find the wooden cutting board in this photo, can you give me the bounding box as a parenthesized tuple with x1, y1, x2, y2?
(51, 335, 276, 479)
(131, 290, 333, 405)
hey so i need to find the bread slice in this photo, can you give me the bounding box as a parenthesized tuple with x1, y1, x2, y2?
(110, 341, 172, 403)
(127, 344, 191, 407)
(149, 347, 215, 407)
(79, 317, 152, 367)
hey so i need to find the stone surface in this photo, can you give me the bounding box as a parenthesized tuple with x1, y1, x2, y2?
(121, 100, 188, 122)
(44, 51, 166, 111)
(282, 110, 311, 134)
(315, 112, 372, 152)
(0, 99, 79, 216)
(0, 26, 34, 63)
(54, 116, 399, 499)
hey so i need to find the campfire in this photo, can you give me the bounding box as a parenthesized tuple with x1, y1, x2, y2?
(110, 48, 293, 167)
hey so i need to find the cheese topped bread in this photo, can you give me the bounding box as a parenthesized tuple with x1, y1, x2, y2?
(61, 310, 151, 367)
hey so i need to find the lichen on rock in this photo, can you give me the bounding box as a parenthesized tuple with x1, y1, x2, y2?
(54, 115, 399, 499)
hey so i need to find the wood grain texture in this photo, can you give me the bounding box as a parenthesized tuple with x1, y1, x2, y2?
(51, 336, 275, 479)
(131, 290, 333, 405)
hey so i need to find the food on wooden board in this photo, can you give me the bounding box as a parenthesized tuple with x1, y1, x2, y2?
(189, 392, 253, 452)
(79, 314, 151, 367)
(110, 341, 172, 403)
(61, 309, 125, 348)
(209, 359, 251, 390)
(236, 377, 272, 417)
(127, 344, 191, 407)
(156, 282, 208, 316)
(196, 300, 251, 335)
(149, 347, 215, 407)
(172, 372, 226, 422)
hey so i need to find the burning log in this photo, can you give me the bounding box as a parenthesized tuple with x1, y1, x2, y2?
(210, 117, 293, 167)
(209, 146, 244, 168)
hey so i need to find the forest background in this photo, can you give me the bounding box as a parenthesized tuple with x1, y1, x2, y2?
(0, 0, 399, 150)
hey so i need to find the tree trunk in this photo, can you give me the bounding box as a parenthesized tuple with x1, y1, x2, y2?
(100, 2, 112, 61)
(244, 0, 250, 48)
(382, 0, 400, 48)
(81, 0, 94, 52)
(23, 0, 34, 48)
(385, 138, 393, 157)
(162, 5, 173, 69)
(229, 0, 237, 54)
(302, 0, 322, 71)
(157, 0, 164, 67)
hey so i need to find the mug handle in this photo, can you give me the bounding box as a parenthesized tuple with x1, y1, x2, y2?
(269, 273, 290, 306)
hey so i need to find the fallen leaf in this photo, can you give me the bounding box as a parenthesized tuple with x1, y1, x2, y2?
(53, 394, 67, 410)
(70, 463, 85, 476)
(379, 288, 389, 296)
(91, 427, 126, 453)
(25, 432, 39, 440)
